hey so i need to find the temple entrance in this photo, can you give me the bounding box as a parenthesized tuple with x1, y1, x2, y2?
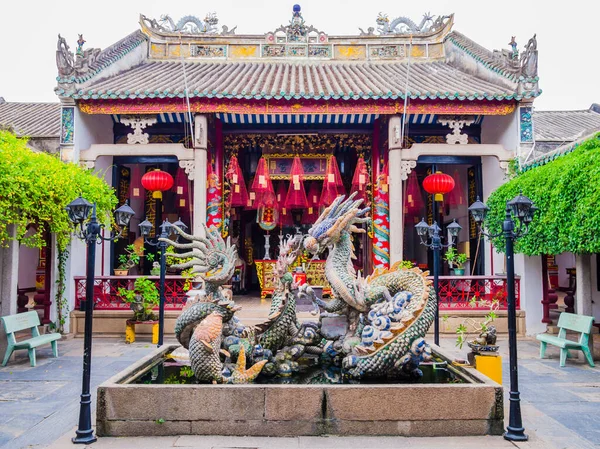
(111, 157, 193, 275)
(402, 157, 484, 276)
(221, 127, 374, 298)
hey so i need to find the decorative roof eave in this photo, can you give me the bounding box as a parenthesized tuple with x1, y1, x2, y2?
(75, 97, 517, 116)
(55, 30, 148, 85)
(58, 88, 538, 102)
(521, 131, 600, 171)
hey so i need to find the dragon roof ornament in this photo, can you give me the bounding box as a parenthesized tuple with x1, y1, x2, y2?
(374, 12, 452, 35)
(140, 13, 237, 35)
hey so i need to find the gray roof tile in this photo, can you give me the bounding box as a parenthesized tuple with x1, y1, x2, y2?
(63, 60, 523, 101)
(0, 102, 61, 138)
(534, 108, 600, 142)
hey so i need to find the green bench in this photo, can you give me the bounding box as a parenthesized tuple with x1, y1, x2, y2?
(536, 312, 595, 367)
(1, 311, 61, 367)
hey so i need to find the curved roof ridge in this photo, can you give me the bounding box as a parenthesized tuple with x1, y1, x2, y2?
(445, 30, 519, 82)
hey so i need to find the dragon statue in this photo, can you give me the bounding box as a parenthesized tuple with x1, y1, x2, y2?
(165, 193, 435, 383)
(375, 12, 450, 35)
(157, 14, 220, 34)
(304, 193, 434, 378)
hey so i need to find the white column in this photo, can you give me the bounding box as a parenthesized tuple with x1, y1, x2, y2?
(515, 253, 546, 336)
(388, 116, 403, 264)
(193, 115, 208, 236)
(389, 148, 403, 264)
(575, 254, 593, 316)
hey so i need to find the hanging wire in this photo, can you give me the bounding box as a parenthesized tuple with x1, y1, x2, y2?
(179, 34, 195, 148)
(400, 34, 413, 148)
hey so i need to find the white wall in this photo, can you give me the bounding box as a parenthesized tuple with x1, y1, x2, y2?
(515, 253, 547, 335)
(555, 252, 576, 288)
(481, 112, 519, 152)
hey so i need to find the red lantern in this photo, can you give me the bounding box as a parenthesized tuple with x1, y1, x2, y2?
(141, 169, 174, 200)
(249, 157, 274, 209)
(226, 156, 248, 207)
(422, 171, 455, 202)
(284, 156, 309, 209)
(350, 157, 369, 203)
(320, 156, 344, 207)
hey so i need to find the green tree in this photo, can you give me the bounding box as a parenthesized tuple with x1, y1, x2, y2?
(485, 133, 600, 256)
(0, 130, 118, 331)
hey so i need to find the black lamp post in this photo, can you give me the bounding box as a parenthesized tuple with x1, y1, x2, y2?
(415, 218, 462, 346)
(66, 197, 134, 445)
(468, 192, 536, 442)
(139, 217, 187, 346)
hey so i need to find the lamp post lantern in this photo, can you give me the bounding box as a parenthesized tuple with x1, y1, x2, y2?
(468, 192, 536, 442)
(415, 218, 462, 346)
(65, 197, 134, 445)
(139, 217, 187, 346)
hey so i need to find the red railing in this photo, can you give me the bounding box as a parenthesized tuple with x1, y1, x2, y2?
(74, 276, 188, 310)
(433, 276, 520, 310)
(74, 275, 519, 311)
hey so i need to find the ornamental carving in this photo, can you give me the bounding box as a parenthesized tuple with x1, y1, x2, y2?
(264, 5, 330, 59)
(399, 160, 417, 180)
(120, 115, 157, 144)
(191, 45, 227, 57)
(179, 160, 195, 180)
(223, 134, 371, 157)
(437, 116, 475, 144)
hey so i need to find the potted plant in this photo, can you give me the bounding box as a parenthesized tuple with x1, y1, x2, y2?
(452, 297, 499, 352)
(117, 277, 159, 322)
(115, 244, 154, 275)
(444, 247, 468, 275)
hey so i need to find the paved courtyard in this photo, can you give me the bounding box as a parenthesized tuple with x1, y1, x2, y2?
(0, 334, 598, 449)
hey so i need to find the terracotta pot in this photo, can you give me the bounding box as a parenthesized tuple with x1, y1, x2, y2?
(114, 269, 129, 276)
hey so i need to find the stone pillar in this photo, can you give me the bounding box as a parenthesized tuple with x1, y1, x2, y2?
(387, 116, 416, 264)
(0, 225, 19, 358)
(59, 98, 76, 163)
(193, 115, 208, 236)
(575, 254, 593, 316)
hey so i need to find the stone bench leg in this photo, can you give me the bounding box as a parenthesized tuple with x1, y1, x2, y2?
(152, 324, 159, 345)
(125, 323, 135, 344)
(51, 340, 59, 358)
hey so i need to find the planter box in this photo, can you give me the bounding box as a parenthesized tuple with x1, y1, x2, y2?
(97, 345, 504, 437)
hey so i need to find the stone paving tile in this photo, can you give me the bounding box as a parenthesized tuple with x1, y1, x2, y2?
(0, 338, 155, 449)
(3, 336, 600, 448)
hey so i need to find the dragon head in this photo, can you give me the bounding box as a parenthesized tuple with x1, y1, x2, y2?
(304, 193, 370, 256)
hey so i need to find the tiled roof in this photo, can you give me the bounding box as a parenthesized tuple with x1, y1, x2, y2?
(0, 102, 61, 138)
(58, 60, 529, 101)
(534, 107, 600, 142)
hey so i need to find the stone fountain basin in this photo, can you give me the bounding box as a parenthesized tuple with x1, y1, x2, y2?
(97, 344, 503, 437)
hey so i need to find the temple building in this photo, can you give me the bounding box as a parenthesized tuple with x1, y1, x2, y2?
(53, 6, 542, 334)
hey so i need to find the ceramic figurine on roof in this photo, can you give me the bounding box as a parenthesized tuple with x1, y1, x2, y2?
(55, 34, 100, 78)
(158, 13, 219, 34)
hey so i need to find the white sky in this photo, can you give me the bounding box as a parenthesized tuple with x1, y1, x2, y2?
(0, 0, 598, 111)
